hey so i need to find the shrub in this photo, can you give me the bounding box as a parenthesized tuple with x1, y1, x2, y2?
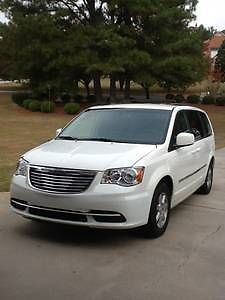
(32, 86, 50, 101)
(33, 91, 49, 101)
(165, 94, 175, 100)
(174, 94, 185, 103)
(41, 101, 55, 113)
(86, 94, 96, 103)
(28, 100, 41, 112)
(187, 95, 200, 104)
(64, 103, 80, 114)
(12, 93, 31, 106)
(74, 94, 84, 103)
(215, 96, 225, 106)
(22, 99, 33, 109)
(61, 93, 71, 103)
(202, 95, 215, 105)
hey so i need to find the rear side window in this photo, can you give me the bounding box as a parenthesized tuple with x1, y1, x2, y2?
(185, 110, 204, 140)
(198, 112, 212, 138)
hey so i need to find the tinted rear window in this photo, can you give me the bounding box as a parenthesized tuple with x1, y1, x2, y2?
(198, 112, 212, 137)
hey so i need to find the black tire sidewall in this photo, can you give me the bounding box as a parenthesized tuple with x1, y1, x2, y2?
(204, 163, 214, 193)
(197, 163, 214, 194)
(145, 182, 171, 238)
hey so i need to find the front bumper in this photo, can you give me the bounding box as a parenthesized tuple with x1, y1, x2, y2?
(10, 175, 152, 229)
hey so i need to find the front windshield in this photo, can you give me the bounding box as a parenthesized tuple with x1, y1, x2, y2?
(57, 108, 172, 145)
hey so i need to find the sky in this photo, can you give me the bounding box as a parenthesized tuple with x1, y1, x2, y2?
(196, 0, 225, 30)
(0, 1, 225, 31)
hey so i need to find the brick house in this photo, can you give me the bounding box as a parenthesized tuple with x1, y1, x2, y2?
(203, 32, 225, 80)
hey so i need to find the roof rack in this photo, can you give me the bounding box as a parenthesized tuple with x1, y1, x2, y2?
(169, 102, 191, 106)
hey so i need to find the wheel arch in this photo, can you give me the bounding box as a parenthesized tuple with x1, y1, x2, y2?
(157, 175, 174, 198)
(210, 156, 215, 168)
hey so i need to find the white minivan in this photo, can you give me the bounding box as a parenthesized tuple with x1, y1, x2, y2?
(10, 104, 215, 238)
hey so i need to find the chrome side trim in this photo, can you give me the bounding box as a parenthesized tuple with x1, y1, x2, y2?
(179, 164, 207, 183)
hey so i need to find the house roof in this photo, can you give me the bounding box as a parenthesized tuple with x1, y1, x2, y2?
(205, 33, 225, 50)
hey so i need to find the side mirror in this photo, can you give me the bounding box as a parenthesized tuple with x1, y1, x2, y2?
(56, 128, 62, 136)
(176, 132, 194, 148)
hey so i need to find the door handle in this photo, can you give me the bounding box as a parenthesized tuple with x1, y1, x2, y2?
(191, 148, 200, 155)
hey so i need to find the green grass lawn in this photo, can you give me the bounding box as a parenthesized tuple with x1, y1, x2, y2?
(0, 93, 71, 192)
(1, 92, 225, 192)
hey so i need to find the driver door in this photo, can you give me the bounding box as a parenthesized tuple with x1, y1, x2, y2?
(168, 110, 198, 206)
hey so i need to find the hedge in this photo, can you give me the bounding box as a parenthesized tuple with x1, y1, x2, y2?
(174, 94, 185, 103)
(64, 103, 80, 114)
(28, 100, 41, 112)
(215, 96, 225, 106)
(41, 101, 55, 113)
(12, 93, 31, 106)
(187, 95, 200, 104)
(202, 95, 215, 105)
(23, 99, 33, 109)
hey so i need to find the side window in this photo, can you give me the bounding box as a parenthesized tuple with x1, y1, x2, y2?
(185, 110, 204, 141)
(169, 111, 189, 150)
(198, 112, 212, 138)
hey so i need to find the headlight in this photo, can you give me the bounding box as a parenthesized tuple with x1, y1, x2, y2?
(101, 167, 145, 187)
(15, 158, 29, 176)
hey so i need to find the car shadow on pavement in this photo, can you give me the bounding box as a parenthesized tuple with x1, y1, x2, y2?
(11, 200, 190, 247)
(15, 219, 143, 247)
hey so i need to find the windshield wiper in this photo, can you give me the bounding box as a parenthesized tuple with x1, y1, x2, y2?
(57, 136, 125, 143)
(57, 135, 78, 141)
(83, 137, 117, 142)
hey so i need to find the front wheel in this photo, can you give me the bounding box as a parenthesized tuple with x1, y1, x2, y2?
(142, 182, 171, 238)
(197, 162, 214, 195)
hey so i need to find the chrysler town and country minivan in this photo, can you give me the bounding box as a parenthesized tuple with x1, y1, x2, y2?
(10, 104, 215, 237)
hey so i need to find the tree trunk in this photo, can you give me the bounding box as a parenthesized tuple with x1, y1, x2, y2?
(109, 75, 117, 103)
(93, 73, 102, 102)
(145, 87, 150, 99)
(74, 79, 79, 94)
(84, 80, 90, 97)
(124, 78, 130, 101)
(119, 78, 125, 92)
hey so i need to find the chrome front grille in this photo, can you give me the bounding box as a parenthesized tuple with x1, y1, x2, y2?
(29, 166, 96, 194)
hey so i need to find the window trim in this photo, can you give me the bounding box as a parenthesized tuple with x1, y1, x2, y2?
(198, 111, 213, 138)
(168, 110, 190, 152)
(169, 109, 213, 152)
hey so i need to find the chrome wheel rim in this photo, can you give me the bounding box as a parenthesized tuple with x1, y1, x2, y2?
(156, 192, 169, 229)
(206, 167, 213, 189)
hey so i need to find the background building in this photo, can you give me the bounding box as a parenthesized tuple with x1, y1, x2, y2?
(203, 32, 225, 80)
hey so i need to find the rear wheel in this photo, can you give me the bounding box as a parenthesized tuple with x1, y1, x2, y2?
(142, 182, 171, 238)
(197, 162, 214, 195)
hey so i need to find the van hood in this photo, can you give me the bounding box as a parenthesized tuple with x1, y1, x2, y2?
(24, 139, 156, 171)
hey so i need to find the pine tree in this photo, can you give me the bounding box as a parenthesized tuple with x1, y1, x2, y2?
(0, 0, 205, 101)
(216, 41, 225, 82)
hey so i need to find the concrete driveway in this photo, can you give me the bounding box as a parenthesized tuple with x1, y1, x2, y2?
(1, 150, 225, 300)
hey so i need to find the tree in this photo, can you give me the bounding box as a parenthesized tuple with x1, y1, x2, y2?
(138, 0, 205, 92)
(108, 0, 205, 96)
(215, 41, 225, 82)
(0, 0, 108, 101)
(197, 25, 216, 41)
(0, 13, 65, 96)
(0, 0, 206, 101)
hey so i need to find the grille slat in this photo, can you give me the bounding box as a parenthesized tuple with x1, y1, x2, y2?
(30, 172, 94, 180)
(30, 173, 92, 182)
(29, 166, 96, 194)
(31, 177, 91, 185)
(31, 180, 87, 189)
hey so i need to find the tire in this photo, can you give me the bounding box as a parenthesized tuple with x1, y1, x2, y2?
(197, 162, 214, 195)
(142, 182, 171, 238)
